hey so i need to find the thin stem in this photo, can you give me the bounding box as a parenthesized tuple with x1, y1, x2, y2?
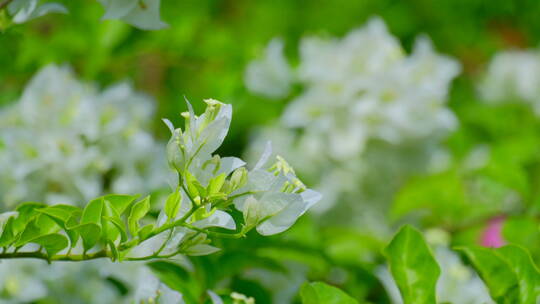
(179, 223, 244, 239)
(0, 250, 109, 262)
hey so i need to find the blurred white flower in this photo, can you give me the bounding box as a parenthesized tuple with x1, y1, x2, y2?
(245, 38, 293, 99)
(7, 0, 67, 24)
(479, 49, 540, 114)
(0, 65, 167, 207)
(244, 17, 459, 224)
(98, 0, 168, 30)
(0, 65, 169, 303)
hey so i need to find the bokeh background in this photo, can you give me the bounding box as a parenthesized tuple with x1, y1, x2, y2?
(2, 0, 540, 303)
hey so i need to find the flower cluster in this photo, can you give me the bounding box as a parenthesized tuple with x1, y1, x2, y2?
(244, 17, 459, 215)
(479, 48, 540, 114)
(246, 18, 459, 159)
(1, 0, 166, 30)
(0, 65, 167, 208)
(0, 97, 319, 303)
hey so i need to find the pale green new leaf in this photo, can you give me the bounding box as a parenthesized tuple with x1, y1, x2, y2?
(37, 205, 80, 247)
(458, 245, 539, 303)
(128, 196, 150, 235)
(75, 197, 104, 251)
(497, 245, 540, 303)
(32, 234, 69, 257)
(104, 194, 138, 215)
(164, 190, 182, 220)
(300, 282, 358, 304)
(383, 225, 440, 304)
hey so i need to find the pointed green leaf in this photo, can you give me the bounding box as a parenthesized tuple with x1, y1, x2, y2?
(104, 194, 138, 215)
(101, 200, 123, 243)
(497, 245, 540, 303)
(81, 197, 104, 225)
(138, 224, 154, 240)
(108, 240, 119, 262)
(0, 217, 16, 247)
(38, 205, 80, 247)
(74, 223, 101, 252)
(128, 196, 150, 236)
(457, 245, 537, 303)
(208, 173, 226, 195)
(32, 234, 68, 257)
(300, 282, 358, 304)
(185, 171, 205, 198)
(13, 202, 47, 234)
(164, 190, 182, 220)
(37, 205, 80, 224)
(383, 225, 440, 304)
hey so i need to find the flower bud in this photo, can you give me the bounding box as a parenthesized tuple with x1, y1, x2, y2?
(166, 128, 186, 172)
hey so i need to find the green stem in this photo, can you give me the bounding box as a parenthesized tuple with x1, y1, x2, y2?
(0, 250, 109, 262)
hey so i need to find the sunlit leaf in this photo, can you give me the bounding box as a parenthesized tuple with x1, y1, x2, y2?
(383, 225, 440, 304)
(128, 196, 150, 235)
(300, 281, 358, 304)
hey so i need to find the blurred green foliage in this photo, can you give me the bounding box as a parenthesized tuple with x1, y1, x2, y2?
(2, 0, 540, 154)
(3, 1, 540, 303)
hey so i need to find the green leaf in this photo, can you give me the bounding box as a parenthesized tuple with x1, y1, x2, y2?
(164, 190, 182, 220)
(300, 282, 358, 304)
(104, 194, 138, 215)
(128, 196, 150, 235)
(13, 202, 47, 235)
(383, 225, 440, 304)
(101, 200, 123, 243)
(207, 173, 226, 195)
(497, 245, 540, 303)
(147, 260, 200, 303)
(74, 223, 101, 252)
(76, 197, 104, 251)
(14, 220, 43, 248)
(81, 197, 104, 225)
(37, 205, 79, 224)
(0, 217, 16, 247)
(38, 205, 80, 247)
(458, 245, 540, 303)
(32, 234, 69, 257)
(185, 171, 205, 199)
(138, 224, 154, 240)
(108, 240, 119, 262)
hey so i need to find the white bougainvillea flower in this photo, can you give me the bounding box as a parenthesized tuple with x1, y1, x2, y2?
(164, 100, 321, 236)
(99, 0, 168, 30)
(244, 17, 459, 219)
(7, 0, 67, 24)
(246, 17, 460, 161)
(233, 143, 322, 235)
(479, 49, 540, 114)
(244, 38, 293, 99)
(0, 65, 166, 207)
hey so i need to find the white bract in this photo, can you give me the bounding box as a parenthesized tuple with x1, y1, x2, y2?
(98, 0, 168, 30)
(0, 65, 167, 207)
(162, 99, 321, 236)
(244, 38, 293, 99)
(6, 0, 66, 24)
(0, 66, 169, 303)
(244, 17, 459, 217)
(479, 49, 540, 114)
(2, 0, 166, 30)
